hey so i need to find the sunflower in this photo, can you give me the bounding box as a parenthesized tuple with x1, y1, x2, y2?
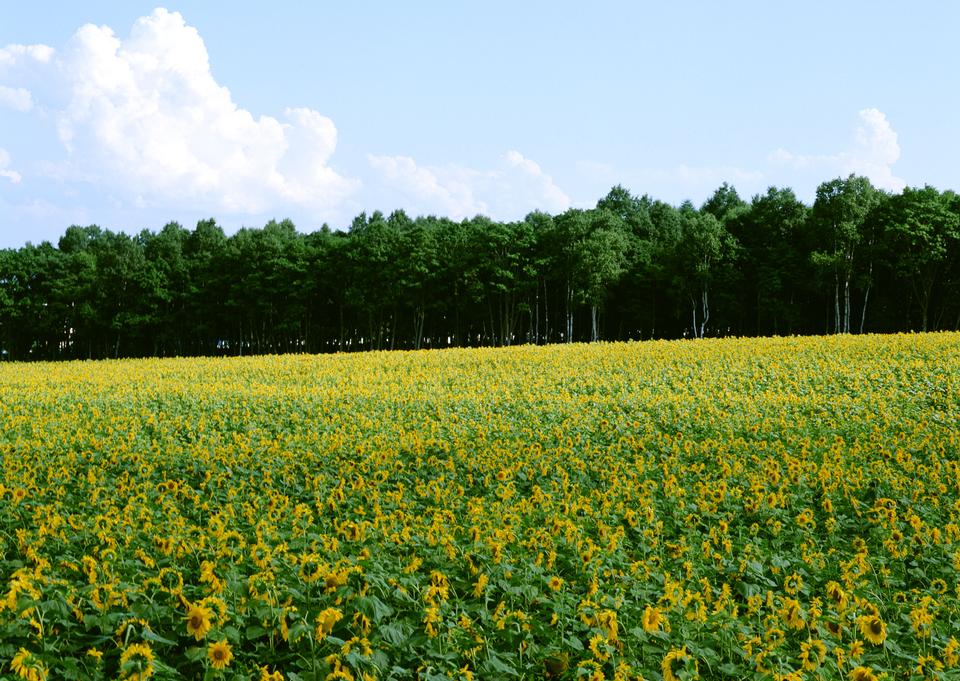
(10, 648, 47, 681)
(185, 603, 213, 641)
(782, 598, 805, 630)
(207, 640, 233, 670)
(916, 655, 944, 676)
(473, 573, 489, 597)
(589, 634, 610, 662)
(315, 607, 344, 638)
(595, 609, 619, 642)
(661, 647, 695, 681)
(642, 604, 663, 633)
(299, 555, 323, 583)
(799, 638, 826, 671)
(857, 615, 886, 646)
(544, 653, 569, 678)
(824, 620, 842, 638)
(250, 543, 272, 569)
(825, 581, 847, 611)
(848, 666, 877, 681)
(784, 572, 803, 595)
(849, 639, 865, 659)
(547, 575, 564, 591)
(260, 668, 284, 681)
(945, 637, 960, 667)
(119, 642, 155, 681)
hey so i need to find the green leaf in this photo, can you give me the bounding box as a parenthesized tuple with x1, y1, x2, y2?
(481, 651, 518, 677)
(142, 628, 177, 645)
(379, 623, 412, 647)
(357, 595, 394, 623)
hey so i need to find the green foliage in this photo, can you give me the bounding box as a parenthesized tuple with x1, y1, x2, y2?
(2, 179, 960, 360)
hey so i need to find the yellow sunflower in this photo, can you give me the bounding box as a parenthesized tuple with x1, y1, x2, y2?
(315, 607, 344, 638)
(799, 638, 826, 671)
(782, 598, 805, 630)
(857, 614, 886, 646)
(642, 604, 664, 633)
(11, 648, 48, 681)
(662, 647, 695, 681)
(207, 639, 233, 670)
(186, 602, 214, 641)
(848, 667, 877, 681)
(945, 637, 960, 667)
(119, 642, 155, 681)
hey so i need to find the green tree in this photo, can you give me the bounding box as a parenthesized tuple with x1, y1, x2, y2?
(675, 203, 737, 338)
(811, 175, 881, 333)
(882, 186, 960, 330)
(576, 209, 632, 342)
(732, 188, 810, 335)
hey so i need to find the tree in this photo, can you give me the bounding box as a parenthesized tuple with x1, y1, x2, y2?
(143, 222, 190, 356)
(702, 182, 748, 225)
(732, 187, 810, 335)
(882, 186, 960, 331)
(576, 209, 632, 342)
(394, 213, 439, 349)
(56, 226, 101, 357)
(811, 175, 881, 333)
(675, 203, 737, 338)
(184, 219, 228, 354)
(552, 209, 591, 342)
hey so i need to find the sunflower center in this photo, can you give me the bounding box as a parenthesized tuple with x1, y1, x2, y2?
(870, 619, 882, 635)
(190, 615, 203, 628)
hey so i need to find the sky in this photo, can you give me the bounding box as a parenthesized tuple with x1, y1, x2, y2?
(1, 2, 958, 248)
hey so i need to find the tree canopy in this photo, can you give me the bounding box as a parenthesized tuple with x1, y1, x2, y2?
(2, 175, 959, 360)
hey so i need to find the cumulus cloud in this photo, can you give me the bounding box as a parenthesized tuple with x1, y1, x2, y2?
(770, 108, 905, 191)
(0, 9, 356, 214)
(0, 148, 22, 183)
(643, 164, 763, 186)
(0, 43, 55, 67)
(367, 150, 571, 220)
(0, 85, 33, 111)
(0, 43, 53, 114)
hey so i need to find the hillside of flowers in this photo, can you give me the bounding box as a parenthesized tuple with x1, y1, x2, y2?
(1, 333, 959, 680)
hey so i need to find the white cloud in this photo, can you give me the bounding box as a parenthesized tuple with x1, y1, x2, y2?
(770, 108, 905, 191)
(368, 154, 484, 217)
(649, 164, 763, 186)
(367, 149, 570, 220)
(0, 85, 33, 112)
(0, 43, 55, 67)
(0, 43, 53, 114)
(573, 158, 764, 207)
(2, 9, 356, 215)
(0, 148, 22, 183)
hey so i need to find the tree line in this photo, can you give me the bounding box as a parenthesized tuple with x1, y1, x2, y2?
(1, 174, 959, 361)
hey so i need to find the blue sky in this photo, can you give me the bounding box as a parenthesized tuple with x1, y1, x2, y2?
(1, 2, 957, 248)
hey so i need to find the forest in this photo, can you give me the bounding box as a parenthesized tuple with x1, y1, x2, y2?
(1, 174, 958, 361)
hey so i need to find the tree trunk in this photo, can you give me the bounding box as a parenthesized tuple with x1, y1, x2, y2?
(834, 273, 841, 334)
(700, 287, 710, 339)
(859, 279, 871, 335)
(413, 305, 425, 350)
(533, 282, 540, 344)
(690, 293, 697, 339)
(843, 274, 851, 334)
(591, 304, 598, 342)
(543, 278, 549, 344)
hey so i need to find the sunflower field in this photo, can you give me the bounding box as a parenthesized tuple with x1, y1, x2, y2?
(1, 333, 959, 680)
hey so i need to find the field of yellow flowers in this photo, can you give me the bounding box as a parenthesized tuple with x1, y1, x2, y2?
(1, 333, 959, 680)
